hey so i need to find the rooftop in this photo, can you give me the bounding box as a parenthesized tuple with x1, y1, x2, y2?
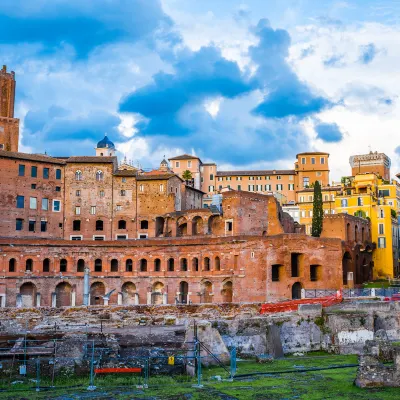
(0, 150, 66, 165)
(168, 154, 201, 161)
(217, 169, 295, 177)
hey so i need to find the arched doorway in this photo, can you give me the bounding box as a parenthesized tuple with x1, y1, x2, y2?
(122, 282, 136, 305)
(155, 217, 165, 237)
(55, 282, 72, 307)
(20, 283, 37, 307)
(192, 216, 204, 235)
(177, 217, 188, 236)
(90, 282, 105, 305)
(292, 282, 302, 300)
(342, 252, 352, 285)
(221, 281, 233, 303)
(152, 282, 164, 305)
(179, 281, 188, 304)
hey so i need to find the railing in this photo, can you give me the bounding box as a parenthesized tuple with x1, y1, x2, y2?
(305, 288, 400, 298)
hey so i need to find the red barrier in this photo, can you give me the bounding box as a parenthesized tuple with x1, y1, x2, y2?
(260, 293, 342, 314)
(95, 367, 142, 374)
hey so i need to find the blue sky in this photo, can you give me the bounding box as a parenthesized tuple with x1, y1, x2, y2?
(2, 0, 400, 179)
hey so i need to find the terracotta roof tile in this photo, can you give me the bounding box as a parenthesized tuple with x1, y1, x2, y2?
(216, 169, 295, 177)
(168, 154, 201, 161)
(0, 150, 66, 165)
(66, 156, 117, 164)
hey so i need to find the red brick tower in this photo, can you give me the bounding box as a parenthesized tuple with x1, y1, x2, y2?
(0, 65, 19, 152)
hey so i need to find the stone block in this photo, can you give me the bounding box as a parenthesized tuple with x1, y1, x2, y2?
(298, 303, 322, 316)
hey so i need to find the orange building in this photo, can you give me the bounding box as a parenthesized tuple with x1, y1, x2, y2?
(350, 152, 391, 181)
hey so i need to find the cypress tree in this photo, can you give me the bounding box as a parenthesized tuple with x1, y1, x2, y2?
(311, 180, 323, 237)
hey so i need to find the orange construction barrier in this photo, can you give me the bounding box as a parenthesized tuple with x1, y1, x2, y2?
(94, 367, 142, 374)
(260, 292, 342, 314)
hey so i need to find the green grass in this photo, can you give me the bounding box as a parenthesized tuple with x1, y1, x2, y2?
(363, 280, 391, 288)
(0, 354, 399, 399)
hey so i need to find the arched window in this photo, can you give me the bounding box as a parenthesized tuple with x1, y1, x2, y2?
(96, 170, 104, 181)
(43, 258, 50, 272)
(140, 259, 147, 272)
(168, 258, 174, 271)
(118, 220, 126, 230)
(140, 220, 149, 229)
(154, 258, 161, 272)
(95, 259, 102, 272)
(110, 259, 118, 272)
(26, 259, 33, 272)
(355, 225, 358, 242)
(215, 256, 220, 271)
(75, 170, 82, 181)
(192, 257, 199, 272)
(180, 258, 188, 271)
(204, 257, 210, 271)
(60, 258, 67, 272)
(77, 259, 85, 272)
(96, 220, 103, 231)
(9, 258, 16, 272)
(126, 259, 133, 272)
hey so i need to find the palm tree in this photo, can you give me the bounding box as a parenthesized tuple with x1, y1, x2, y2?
(182, 170, 192, 184)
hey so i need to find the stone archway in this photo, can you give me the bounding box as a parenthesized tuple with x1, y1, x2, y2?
(152, 282, 164, 305)
(292, 282, 302, 300)
(20, 283, 37, 307)
(122, 282, 136, 305)
(177, 217, 188, 236)
(221, 281, 233, 303)
(192, 216, 204, 235)
(55, 282, 72, 307)
(90, 282, 105, 305)
(202, 281, 213, 303)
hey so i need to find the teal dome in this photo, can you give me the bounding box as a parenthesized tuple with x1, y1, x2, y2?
(97, 135, 115, 149)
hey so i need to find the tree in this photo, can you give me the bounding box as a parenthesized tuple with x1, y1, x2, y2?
(182, 170, 192, 182)
(311, 181, 323, 237)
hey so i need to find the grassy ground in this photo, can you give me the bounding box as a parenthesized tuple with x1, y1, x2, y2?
(362, 280, 391, 288)
(0, 353, 398, 399)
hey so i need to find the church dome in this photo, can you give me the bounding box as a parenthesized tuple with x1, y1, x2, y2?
(97, 134, 115, 149)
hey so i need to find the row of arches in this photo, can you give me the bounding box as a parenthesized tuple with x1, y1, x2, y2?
(8, 256, 222, 273)
(346, 223, 370, 243)
(17, 280, 233, 307)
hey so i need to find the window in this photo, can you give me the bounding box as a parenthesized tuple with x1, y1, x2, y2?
(320, 157, 325, 164)
(380, 209, 384, 218)
(116, 234, 127, 240)
(31, 184, 36, 189)
(248, 185, 255, 191)
(316, 171, 322, 177)
(90, 206, 96, 215)
(291, 253, 302, 277)
(139, 184, 144, 192)
(41, 220, 47, 232)
(277, 175, 282, 180)
(218, 177, 223, 181)
(53, 200, 61, 212)
(168, 258, 174, 271)
(159, 184, 164, 192)
(118, 220, 126, 229)
(256, 176, 261, 180)
(154, 258, 161, 272)
(70, 235, 82, 240)
(226, 220, 233, 232)
(272, 264, 281, 281)
(378, 237, 386, 248)
(111, 259, 118, 272)
(77, 259, 85, 272)
(188, 160, 192, 168)
(341, 199, 348, 207)
(16, 195, 24, 208)
(310, 265, 320, 281)
(256, 184, 262, 191)
(379, 224, 384, 235)
(76, 190, 81, 197)
(218, 185, 223, 190)
(9, 258, 16, 272)
(75, 170, 82, 181)
(94, 259, 102, 272)
(43, 168, 49, 179)
(175, 161, 180, 168)
(288, 184, 294, 190)
(122, 177, 126, 183)
(26, 259, 33, 272)
(289, 175, 293, 181)
(357, 197, 363, 206)
(55, 186, 61, 192)
(303, 177, 309, 188)
(140, 258, 148, 272)
(100, 190, 105, 197)
(215, 256, 220, 271)
(311, 157, 315, 164)
(96, 171, 104, 181)
(266, 176, 271, 180)
(237, 185, 241, 191)
(16, 218, 23, 231)
(42, 198, 49, 210)
(301, 157, 306, 164)
(180, 258, 188, 271)
(18, 164, 25, 176)
(308, 195, 313, 202)
(324, 195, 328, 201)
(120, 190, 126, 196)
(309, 210, 313, 217)
(237, 176, 242, 181)
(56, 169, 61, 179)
(378, 189, 390, 197)
(204, 257, 210, 271)
(73, 220, 81, 231)
(265, 184, 272, 191)
(192, 257, 199, 271)
(209, 185, 214, 192)
(116, 205, 122, 211)
(249, 176, 254, 180)
(276, 184, 283, 191)
(140, 220, 149, 229)
(126, 259, 133, 272)
(210, 174, 214, 180)
(28, 220, 35, 232)
(139, 234, 148, 239)
(30, 197, 37, 209)
(60, 259, 67, 272)
(96, 220, 103, 231)
(31, 166, 37, 178)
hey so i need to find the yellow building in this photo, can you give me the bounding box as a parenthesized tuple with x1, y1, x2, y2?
(335, 173, 399, 278)
(296, 185, 340, 235)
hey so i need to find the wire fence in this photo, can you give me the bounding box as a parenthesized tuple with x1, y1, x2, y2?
(305, 288, 400, 298)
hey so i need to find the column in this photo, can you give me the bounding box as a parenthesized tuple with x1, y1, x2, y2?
(301, 288, 305, 299)
(16, 294, 22, 308)
(147, 291, 152, 305)
(83, 267, 90, 306)
(0, 295, 6, 308)
(134, 293, 139, 305)
(163, 293, 168, 304)
(71, 291, 76, 307)
(117, 292, 122, 305)
(51, 292, 56, 307)
(187, 292, 191, 305)
(36, 293, 41, 307)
